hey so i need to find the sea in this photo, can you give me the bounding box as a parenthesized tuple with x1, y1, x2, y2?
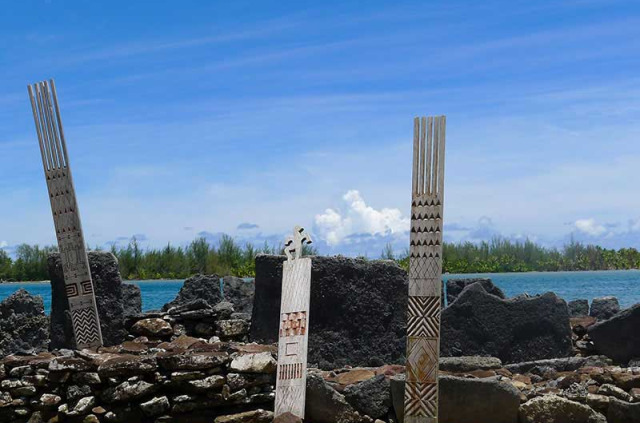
(0, 270, 639, 315)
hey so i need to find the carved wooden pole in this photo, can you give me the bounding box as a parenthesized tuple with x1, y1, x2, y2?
(27, 79, 103, 349)
(405, 116, 446, 423)
(274, 226, 313, 418)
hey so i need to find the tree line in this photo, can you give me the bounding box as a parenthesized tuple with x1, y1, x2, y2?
(0, 236, 638, 282)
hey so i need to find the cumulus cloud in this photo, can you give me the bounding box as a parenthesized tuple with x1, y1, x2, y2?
(574, 218, 608, 237)
(314, 190, 409, 246)
(0, 241, 7, 248)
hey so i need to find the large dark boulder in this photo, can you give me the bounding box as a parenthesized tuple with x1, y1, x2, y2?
(441, 283, 572, 363)
(162, 274, 222, 311)
(446, 278, 505, 305)
(222, 276, 254, 315)
(250, 255, 407, 369)
(590, 296, 620, 321)
(122, 284, 142, 316)
(588, 303, 640, 364)
(0, 289, 49, 355)
(49, 251, 131, 349)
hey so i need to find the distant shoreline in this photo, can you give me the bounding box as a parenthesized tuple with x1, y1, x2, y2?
(1, 268, 638, 284)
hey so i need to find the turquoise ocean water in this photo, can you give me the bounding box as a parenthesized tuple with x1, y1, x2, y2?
(1, 270, 639, 314)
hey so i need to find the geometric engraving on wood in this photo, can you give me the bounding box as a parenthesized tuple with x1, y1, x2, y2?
(407, 297, 440, 338)
(279, 363, 304, 380)
(27, 79, 103, 349)
(65, 284, 79, 298)
(275, 230, 312, 419)
(71, 306, 101, 347)
(80, 280, 94, 295)
(406, 115, 446, 423)
(406, 337, 438, 383)
(280, 312, 307, 337)
(405, 382, 438, 418)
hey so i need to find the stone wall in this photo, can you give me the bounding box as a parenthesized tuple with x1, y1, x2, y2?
(0, 339, 276, 423)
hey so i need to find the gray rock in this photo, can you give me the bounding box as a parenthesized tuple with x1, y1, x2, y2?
(162, 274, 222, 311)
(590, 296, 620, 320)
(589, 304, 640, 364)
(391, 374, 520, 423)
(439, 356, 502, 372)
(251, 255, 408, 368)
(608, 398, 640, 423)
(343, 374, 391, 419)
(305, 373, 358, 423)
(568, 299, 590, 317)
(0, 289, 49, 356)
(130, 318, 173, 338)
(441, 283, 573, 363)
(121, 284, 142, 317)
(446, 278, 505, 305)
(101, 380, 157, 403)
(505, 355, 611, 374)
(139, 396, 170, 417)
(49, 251, 128, 348)
(519, 395, 606, 423)
(223, 276, 255, 315)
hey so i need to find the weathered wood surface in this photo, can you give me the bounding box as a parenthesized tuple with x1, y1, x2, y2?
(275, 227, 313, 418)
(27, 79, 103, 349)
(405, 116, 446, 423)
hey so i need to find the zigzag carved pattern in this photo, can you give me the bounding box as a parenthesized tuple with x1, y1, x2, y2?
(71, 307, 101, 347)
(405, 382, 437, 417)
(407, 297, 440, 338)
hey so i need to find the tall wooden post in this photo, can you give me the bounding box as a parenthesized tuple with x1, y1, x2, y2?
(404, 116, 446, 423)
(27, 79, 103, 349)
(274, 226, 313, 418)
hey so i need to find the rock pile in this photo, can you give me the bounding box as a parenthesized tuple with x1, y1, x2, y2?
(0, 289, 49, 356)
(0, 337, 277, 423)
(126, 299, 250, 343)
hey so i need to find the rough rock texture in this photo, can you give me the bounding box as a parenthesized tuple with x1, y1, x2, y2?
(343, 374, 391, 419)
(0, 340, 276, 423)
(390, 374, 520, 423)
(590, 296, 621, 321)
(162, 274, 222, 311)
(439, 356, 502, 373)
(568, 299, 590, 317)
(608, 398, 640, 423)
(222, 276, 254, 315)
(305, 373, 358, 423)
(518, 395, 607, 423)
(250, 255, 408, 368)
(589, 304, 640, 364)
(0, 289, 49, 356)
(445, 278, 505, 305)
(121, 283, 142, 317)
(48, 252, 131, 349)
(441, 283, 573, 363)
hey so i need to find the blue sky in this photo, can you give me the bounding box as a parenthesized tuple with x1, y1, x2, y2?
(1, 0, 640, 256)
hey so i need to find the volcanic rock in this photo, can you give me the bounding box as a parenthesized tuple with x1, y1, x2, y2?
(441, 283, 573, 363)
(0, 289, 49, 356)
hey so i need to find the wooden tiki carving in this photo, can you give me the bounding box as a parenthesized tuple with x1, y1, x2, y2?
(27, 79, 104, 349)
(404, 116, 446, 423)
(274, 226, 313, 418)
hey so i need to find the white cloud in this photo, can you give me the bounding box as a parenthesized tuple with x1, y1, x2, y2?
(0, 241, 7, 248)
(631, 218, 640, 232)
(314, 190, 409, 246)
(574, 218, 608, 237)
